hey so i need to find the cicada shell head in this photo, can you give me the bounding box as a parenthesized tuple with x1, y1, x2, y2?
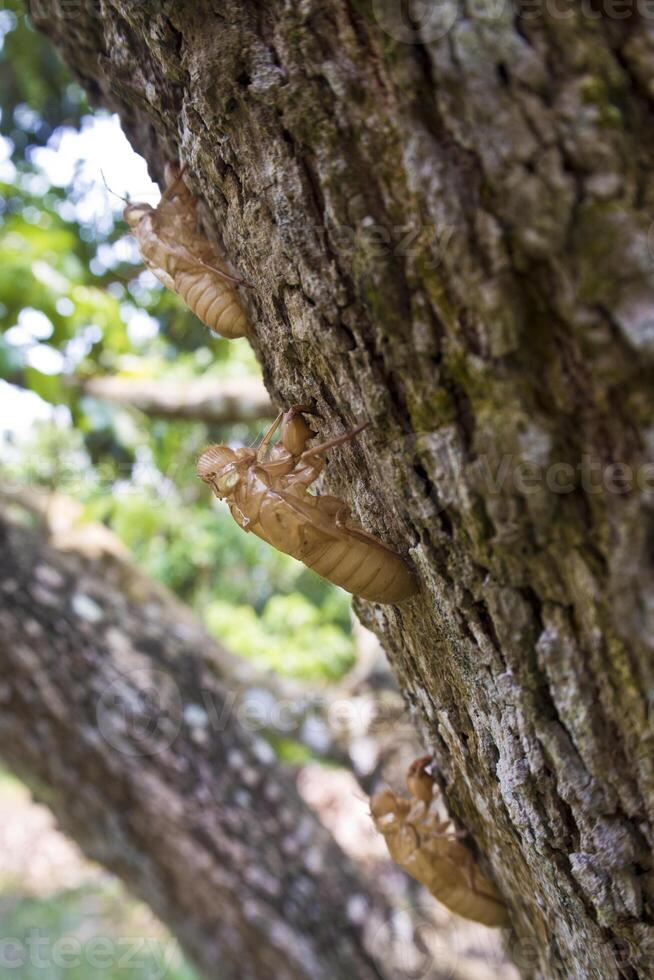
(197, 444, 238, 483)
(370, 788, 400, 821)
(123, 202, 153, 230)
(370, 788, 413, 833)
(371, 789, 418, 864)
(122, 205, 176, 290)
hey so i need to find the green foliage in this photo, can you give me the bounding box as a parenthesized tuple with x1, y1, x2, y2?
(5, 421, 91, 491)
(0, 2, 88, 158)
(266, 735, 317, 766)
(85, 489, 299, 607)
(0, 7, 355, 694)
(204, 594, 354, 680)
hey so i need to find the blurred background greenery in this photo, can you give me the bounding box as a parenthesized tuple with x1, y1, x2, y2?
(0, 3, 355, 973)
(0, 1, 355, 682)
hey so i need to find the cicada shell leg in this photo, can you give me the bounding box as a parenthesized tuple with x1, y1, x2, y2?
(257, 412, 285, 462)
(298, 420, 369, 462)
(161, 163, 189, 201)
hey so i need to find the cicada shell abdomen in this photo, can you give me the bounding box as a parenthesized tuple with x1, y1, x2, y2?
(243, 474, 417, 604)
(405, 833, 508, 927)
(292, 523, 417, 604)
(174, 266, 249, 340)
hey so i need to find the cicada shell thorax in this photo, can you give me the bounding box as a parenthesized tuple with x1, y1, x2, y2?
(125, 209, 175, 290)
(371, 760, 509, 928)
(124, 165, 250, 340)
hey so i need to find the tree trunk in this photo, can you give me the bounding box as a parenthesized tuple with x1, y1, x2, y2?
(27, 2, 654, 976)
(0, 506, 392, 980)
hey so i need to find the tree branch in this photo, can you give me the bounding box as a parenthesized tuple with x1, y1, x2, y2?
(80, 375, 274, 424)
(0, 506, 392, 980)
(0, 486, 371, 772)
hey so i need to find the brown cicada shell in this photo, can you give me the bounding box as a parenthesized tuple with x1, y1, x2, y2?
(124, 164, 250, 339)
(197, 405, 418, 604)
(371, 757, 509, 927)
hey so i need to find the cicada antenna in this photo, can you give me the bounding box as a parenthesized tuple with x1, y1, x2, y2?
(248, 429, 264, 450)
(100, 169, 130, 205)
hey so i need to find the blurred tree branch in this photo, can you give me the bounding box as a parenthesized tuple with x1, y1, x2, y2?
(78, 374, 274, 424)
(0, 502, 394, 980)
(0, 487, 363, 772)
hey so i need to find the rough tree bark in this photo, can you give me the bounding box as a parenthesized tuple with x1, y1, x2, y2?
(0, 505, 395, 980)
(26, 2, 654, 977)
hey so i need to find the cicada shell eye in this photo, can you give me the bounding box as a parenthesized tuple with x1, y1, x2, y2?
(123, 202, 152, 228)
(196, 444, 238, 485)
(215, 466, 241, 496)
